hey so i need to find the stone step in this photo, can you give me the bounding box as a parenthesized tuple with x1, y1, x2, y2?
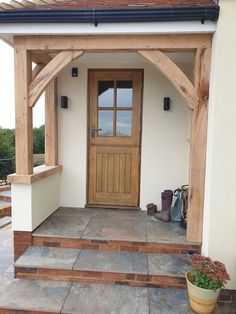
(0, 276, 210, 314)
(0, 217, 11, 229)
(15, 246, 190, 288)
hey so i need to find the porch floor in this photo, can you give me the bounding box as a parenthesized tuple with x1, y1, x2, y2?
(33, 207, 193, 245)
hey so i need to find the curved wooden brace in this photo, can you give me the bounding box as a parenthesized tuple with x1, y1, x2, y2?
(29, 50, 83, 107)
(138, 50, 195, 110)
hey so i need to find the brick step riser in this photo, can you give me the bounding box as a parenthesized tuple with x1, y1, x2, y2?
(15, 267, 187, 289)
(0, 196, 11, 202)
(0, 206, 11, 218)
(32, 236, 200, 255)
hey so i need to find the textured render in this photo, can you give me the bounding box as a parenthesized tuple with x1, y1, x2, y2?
(15, 246, 80, 269)
(61, 283, 149, 314)
(148, 254, 190, 276)
(74, 249, 148, 274)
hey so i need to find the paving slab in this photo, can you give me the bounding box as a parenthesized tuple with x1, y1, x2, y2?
(74, 249, 148, 274)
(83, 210, 147, 242)
(0, 278, 71, 313)
(0, 200, 10, 207)
(15, 246, 80, 269)
(33, 208, 95, 238)
(0, 216, 11, 229)
(62, 283, 149, 314)
(146, 216, 188, 244)
(148, 254, 190, 277)
(0, 190, 11, 197)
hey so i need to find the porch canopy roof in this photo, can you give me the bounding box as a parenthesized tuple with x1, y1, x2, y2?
(0, 0, 219, 23)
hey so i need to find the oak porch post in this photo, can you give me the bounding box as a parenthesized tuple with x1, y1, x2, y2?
(45, 79, 58, 166)
(15, 48, 33, 175)
(187, 48, 211, 242)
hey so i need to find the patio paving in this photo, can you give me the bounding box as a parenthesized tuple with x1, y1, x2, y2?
(0, 224, 231, 313)
(33, 207, 190, 244)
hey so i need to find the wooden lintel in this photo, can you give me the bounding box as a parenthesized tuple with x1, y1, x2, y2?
(138, 50, 195, 110)
(187, 48, 211, 243)
(8, 165, 62, 184)
(45, 79, 58, 166)
(14, 34, 212, 51)
(29, 50, 83, 107)
(15, 49, 33, 175)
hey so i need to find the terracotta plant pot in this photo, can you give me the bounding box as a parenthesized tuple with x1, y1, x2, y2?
(186, 271, 221, 314)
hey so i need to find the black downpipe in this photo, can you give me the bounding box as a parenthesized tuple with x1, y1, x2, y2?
(0, 6, 220, 24)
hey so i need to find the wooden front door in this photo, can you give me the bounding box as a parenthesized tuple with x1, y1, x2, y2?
(87, 69, 143, 208)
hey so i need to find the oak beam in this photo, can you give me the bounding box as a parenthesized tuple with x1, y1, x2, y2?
(138, 50, 195, 109)
(15, 49, 33, 175)
(32, 63, 44, 80)
(45, 79, 58, 166)
(31, 51, 52, 65)
(14, 34, 212, 51)
(187, 48, 211, 243)
(29, 50, 83, 107)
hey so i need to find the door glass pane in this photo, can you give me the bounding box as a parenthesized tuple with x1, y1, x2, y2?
(98, 110, 114, 136)
(116, 111, 132, 136)
(98, 81, 114, 107)
(117, 80, 133, 107)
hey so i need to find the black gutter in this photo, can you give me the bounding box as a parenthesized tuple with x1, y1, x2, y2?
(0, 6, 220, 24)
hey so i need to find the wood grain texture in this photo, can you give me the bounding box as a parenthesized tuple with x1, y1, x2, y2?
(15, 49, 33, 175)
(14, 34, 212, 51)
(187, 48, 211, 243)
(138, 49, 195, 109)
(45, 79, 58, 166)
(29, 50, 83, 107)
(88, 70, 142, 207)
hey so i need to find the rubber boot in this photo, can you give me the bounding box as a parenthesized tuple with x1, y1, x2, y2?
(146, 203, 157, 216)
(154, 190, 173, 222)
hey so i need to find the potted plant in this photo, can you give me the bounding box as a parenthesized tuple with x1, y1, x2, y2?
(186, 254, 230, 314)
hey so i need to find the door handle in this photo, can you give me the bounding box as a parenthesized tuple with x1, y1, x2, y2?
(91, 125, 102, 137)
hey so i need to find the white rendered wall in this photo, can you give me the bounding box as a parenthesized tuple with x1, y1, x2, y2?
(58, 58, 191, 209)
(11, 173, 60, 231)
(202, 0, 236, 289)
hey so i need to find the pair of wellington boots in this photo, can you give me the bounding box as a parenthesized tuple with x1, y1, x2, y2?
(154, 190, 173, 222)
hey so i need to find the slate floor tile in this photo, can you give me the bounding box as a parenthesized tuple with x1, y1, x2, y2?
(0, 278, 71, 313)
(74, 249, 148, 274)
(148, 254, 190, 276)
(62, 283, 149, 314)
(82, 210, 147, 242)
(146, 216, 187, 243)
(149, 287, 193, 314)
(15, 246, 80, 269)
(33, 208, 95, 238)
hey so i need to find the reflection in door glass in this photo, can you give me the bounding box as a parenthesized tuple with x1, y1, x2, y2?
(116, 111, 132, 136)
(98, 81, 114, 107)
(117, 81, 133, 107)
(98, 110, 114, 136)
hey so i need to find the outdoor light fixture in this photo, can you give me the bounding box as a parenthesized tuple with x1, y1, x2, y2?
(61, 96, 68, 109)
(72, 67, 78, 77)
(163, 97, 170, 111)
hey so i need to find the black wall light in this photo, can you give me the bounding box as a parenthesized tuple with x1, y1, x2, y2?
(163, 97, 170, 111)
(61, 96, 68, 109)
(72, 67, 78, 77)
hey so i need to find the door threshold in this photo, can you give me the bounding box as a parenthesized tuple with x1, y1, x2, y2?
(85, 204, 141, 211)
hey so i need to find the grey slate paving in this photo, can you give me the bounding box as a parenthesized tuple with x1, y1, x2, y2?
(74, 249, 148, 274)
(62, 283, 149, 314)
(0, 277, 71, 313)
(0, 190, 11, 197)
(146, 216, 188, 244)
(0, 216, 11, 229)
(0, 200, 10, 206)
(15, 246, 80, 269)
(148, 254, 190, 277)
(82, 209, 147, 242)
(33, 208, 95, 238)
